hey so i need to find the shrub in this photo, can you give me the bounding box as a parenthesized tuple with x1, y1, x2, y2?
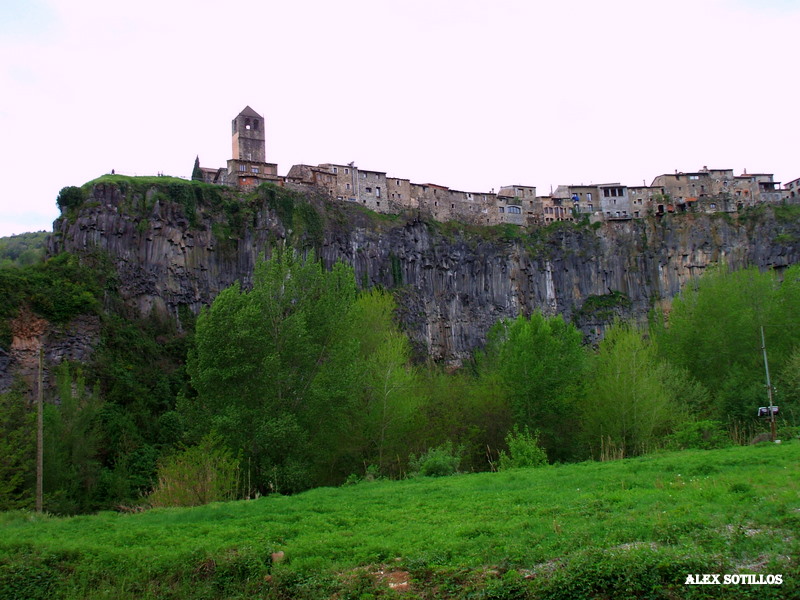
(409, 442, 461, 477)
(498, 427, 547, 470)
(148, 434, 240, 507)
(667, 419, 731, 450)
(55, 186, 87, 210)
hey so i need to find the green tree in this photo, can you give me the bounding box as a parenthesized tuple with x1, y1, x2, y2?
(191, 156, 203, 181)
(0, 386, 34, 510)
(185, 249, 359, 493)
(582, 322, 678, 458)
(478, 312, 587, 461)
(56, 186, 86, 211)
(43, 362, 104, 514)
(656, 265, 800, 422)
(298, 287, 420, 481)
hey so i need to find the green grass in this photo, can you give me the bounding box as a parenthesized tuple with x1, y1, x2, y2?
(2, 443, 799, 599)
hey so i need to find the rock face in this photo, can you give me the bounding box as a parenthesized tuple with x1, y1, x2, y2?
(49, 182, 800, 363)
(0, 308, 100, 395)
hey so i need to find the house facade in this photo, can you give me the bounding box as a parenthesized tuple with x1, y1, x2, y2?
(196, 108, 798, 227)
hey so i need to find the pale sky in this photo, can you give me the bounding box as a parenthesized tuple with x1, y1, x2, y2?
(1, 0, 798, 237)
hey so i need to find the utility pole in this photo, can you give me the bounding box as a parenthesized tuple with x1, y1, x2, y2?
(760, 326, 777, 442)
(36, 347, 44, 512)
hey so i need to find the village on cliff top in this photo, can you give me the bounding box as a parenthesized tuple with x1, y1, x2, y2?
(194, 106, 800, 227)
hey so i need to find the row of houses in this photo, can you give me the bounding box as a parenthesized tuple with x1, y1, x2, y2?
(197, 107, 798, 227)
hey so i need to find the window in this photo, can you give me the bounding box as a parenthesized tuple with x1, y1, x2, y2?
(251, 167, 259, 173)
(451, 203, 455, 209)
(245, 118, 251, 130)
(499, 206, 505, 213)
(253, 120, 259, 131)
(587, 192, 592, 202)
(362, 173, 367, 179)
(396, 180, 400, 186)
(689, 175, 699, 180)
(345, 168, 349, 175)
(710, 202, 717, 209)
(346, 183, 351, 190)
(376, 187, 381, 198)
(588, 204, 593, 211)
(507, 206, 521, 214)
(366, 187, 372, 193)
(333, 167, 338, 174)
(239, 164, 246, 172)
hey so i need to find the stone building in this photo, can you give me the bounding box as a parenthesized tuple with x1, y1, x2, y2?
(784, 177, 800, 200)
(598, 184, 632, 220)
(649, 167, 782, 213)
(498, 185, 536, 225)
(227, 106, 280, 189)
(196, 109, 796, 227)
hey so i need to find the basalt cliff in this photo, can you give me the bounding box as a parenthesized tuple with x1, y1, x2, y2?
(48, 178, 800, 364)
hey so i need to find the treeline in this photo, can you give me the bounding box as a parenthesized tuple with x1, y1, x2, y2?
(2, 250, 800, 512)
(0, 231, 48, 269)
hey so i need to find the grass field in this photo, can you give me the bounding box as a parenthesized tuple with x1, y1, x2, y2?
(2, 442, 798, 599)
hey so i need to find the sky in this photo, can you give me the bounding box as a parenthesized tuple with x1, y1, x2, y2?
(1, 0, 799, 237)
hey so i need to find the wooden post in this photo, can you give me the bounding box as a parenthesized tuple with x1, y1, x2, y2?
(761, 326, 777, 442)
(36, 347, 43, 513)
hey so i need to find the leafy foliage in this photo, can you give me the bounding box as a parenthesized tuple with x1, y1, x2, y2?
(656, 265, 800, 423)
(581, 322, 679, 458)
(55, 186, 87, 211)
(477, 312, 587, 461)
(0, 386, 34, 511)
(0, 231, 47, 268)
(185, 249, 394, 492)
(498, 426, 547, 470)
(0, 253, 102, 342)
(43, 363, 104, 515)
(148, 434, 240, 507)
(408, 442, 461, 477)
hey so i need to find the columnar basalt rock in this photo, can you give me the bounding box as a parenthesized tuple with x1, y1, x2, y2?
(49, 183, 800, 364)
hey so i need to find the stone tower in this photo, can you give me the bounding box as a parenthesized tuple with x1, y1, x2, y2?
(232, 106, 266, 163)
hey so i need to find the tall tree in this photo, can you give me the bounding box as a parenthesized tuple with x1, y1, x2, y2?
(191, 156, 203, 181)
(0, 386, 35, 510)
(43, 362, 104, 514)
(581, 322, 678, 458)
(656, 265, 800, 422)
(185, 249, 359, 493)
(477, 312, 587, 461)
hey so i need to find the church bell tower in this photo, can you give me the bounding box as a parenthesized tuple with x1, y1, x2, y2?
(232, 106, 266, 163)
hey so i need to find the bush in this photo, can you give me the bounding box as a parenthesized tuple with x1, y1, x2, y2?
(498, 427, 547, 470)
(56, 186, 87, 210)
(667, 420, 731, 450)
(409, 442, 461, 477)
(148, 434, 240, 507)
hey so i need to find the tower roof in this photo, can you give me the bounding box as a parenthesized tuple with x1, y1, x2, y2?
(238, 105, 262, 119)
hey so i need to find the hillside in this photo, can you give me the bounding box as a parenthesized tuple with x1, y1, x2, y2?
(1, 443, 798, 599)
